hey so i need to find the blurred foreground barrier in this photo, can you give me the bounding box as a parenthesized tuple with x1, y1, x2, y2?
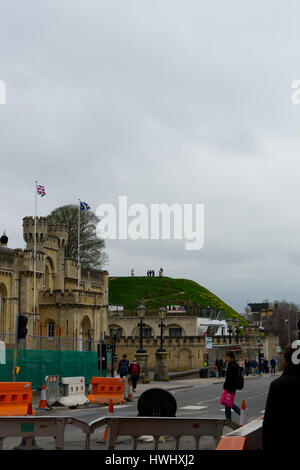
(59, 377, 89, 408)
(89, 417, 239, 450)
(0, 382, 35, 416)
(0, 416, 90, 450)
(87, 377, 125, 405)
(216, 416, 263, 450)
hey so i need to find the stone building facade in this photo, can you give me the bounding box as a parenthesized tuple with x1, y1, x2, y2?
(0, 216, 108, 350)
(107, 325, 281, 372)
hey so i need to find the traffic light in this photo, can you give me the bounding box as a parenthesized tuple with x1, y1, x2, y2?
(258, 351, 264, 361)
(17, 314, 28, 339)
(97, 341, 107, 371)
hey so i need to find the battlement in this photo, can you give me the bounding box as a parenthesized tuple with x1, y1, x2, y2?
(23, 216, 48, 227)
(23, 216, 68, 249)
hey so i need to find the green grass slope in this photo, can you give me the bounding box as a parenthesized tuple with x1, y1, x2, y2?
(109, 276, 247, 324)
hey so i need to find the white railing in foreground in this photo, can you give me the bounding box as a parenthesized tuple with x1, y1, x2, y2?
(0, 416, 91, 450)
(0, 416, 240, 450)
(89, 417, 239, 450)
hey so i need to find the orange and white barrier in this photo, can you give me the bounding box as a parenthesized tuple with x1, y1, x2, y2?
(216, 415, 264, 450)
(88, 377, 125, 405)
(0, 382, 35, 416)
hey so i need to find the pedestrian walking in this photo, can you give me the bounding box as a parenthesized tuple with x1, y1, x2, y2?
(263, 344, 300, 449)
(215, 356, 224, 379)
(221, 352, 241, 420)
(270, 358, 276, 375)
(117, 354, 130, 378)
(251, 359, 258, 376)
(264, 359, 269, 374)
(129, 357, 140, 392)
(245, 358, 251, 376)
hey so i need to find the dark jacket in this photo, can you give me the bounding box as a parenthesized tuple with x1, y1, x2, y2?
(216, 359, 223, 369)
(263, 365, 300, 450)
(117, 359, 129, 377)
(223, 361, 240, 394)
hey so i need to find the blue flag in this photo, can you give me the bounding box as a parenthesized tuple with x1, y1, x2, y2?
(80, 201, 90, 211)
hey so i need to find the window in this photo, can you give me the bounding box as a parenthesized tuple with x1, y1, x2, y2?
(48, 321, 55, 338)
(169, 328, 182, 338)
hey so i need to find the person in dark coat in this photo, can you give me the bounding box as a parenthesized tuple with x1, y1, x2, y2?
(263, 344, 300, 450)
(215, 356, 224, 378)
(245, 358, 251, 376)
(223, 352, 241, 420)
(270, 358, 276, 374)
(117, 354, 129, 378)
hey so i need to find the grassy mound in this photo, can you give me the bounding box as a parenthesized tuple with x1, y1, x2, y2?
(109, 276, 246, 324)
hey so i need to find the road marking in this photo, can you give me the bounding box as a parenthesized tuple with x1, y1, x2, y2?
(179, 405, 207, 410)
(113, 405, 132, 409)
(197, 398, 219, 405)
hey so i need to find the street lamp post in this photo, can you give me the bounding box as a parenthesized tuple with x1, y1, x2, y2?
(111, 334, 117, 378)
(228, 326, 233, 345)
(235, 327, 240, 345)
(136, 304, 146, 354)
(135, 305, 150, 383)
(157, 307, 166, 352)
(154, 306, 169, 381)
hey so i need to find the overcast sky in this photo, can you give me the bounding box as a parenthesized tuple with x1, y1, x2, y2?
(1, 0, 300, 313)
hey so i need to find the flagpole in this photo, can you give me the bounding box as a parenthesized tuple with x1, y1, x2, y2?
(78, 199, 80, 289)
(34, 181, 37, 335)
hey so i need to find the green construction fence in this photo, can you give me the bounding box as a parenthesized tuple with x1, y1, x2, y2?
(0, 348, 108, 389)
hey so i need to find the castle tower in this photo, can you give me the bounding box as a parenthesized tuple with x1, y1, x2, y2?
(47, 224, 68, 290)
(23, 216, 48, 252)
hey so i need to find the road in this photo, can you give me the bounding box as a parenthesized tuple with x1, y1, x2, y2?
(2, 374, 277, 450)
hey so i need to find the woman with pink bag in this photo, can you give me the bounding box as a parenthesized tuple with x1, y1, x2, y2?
(220, 352, 241, 420)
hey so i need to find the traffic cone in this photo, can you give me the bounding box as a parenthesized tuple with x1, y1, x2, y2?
(38, 384, 48, 410)
(239, 400, 247, 427)
(128, 380, 133, 402)
(26, 403, 35, 416)
(97, 399, 115, 444)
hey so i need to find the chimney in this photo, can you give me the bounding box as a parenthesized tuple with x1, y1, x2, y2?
(0, 231, 8, 247)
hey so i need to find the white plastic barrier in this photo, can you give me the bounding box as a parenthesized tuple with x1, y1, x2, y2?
(59, 377, 89, 408)
(45, 375, 60, 405)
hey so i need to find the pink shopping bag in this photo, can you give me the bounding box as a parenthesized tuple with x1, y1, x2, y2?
(220, 390, 235, 408)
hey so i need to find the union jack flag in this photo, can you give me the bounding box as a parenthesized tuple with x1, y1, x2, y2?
(36, 184, 46, 197)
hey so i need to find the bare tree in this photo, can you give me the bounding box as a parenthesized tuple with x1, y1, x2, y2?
(47, 204, 108, 269)
(262, 301, 300, 347)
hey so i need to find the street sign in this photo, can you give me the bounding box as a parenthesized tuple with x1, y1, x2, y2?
(205, 337, 212, 349)
(276, 346, 281, 352)
(0, 341, 5, 364)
